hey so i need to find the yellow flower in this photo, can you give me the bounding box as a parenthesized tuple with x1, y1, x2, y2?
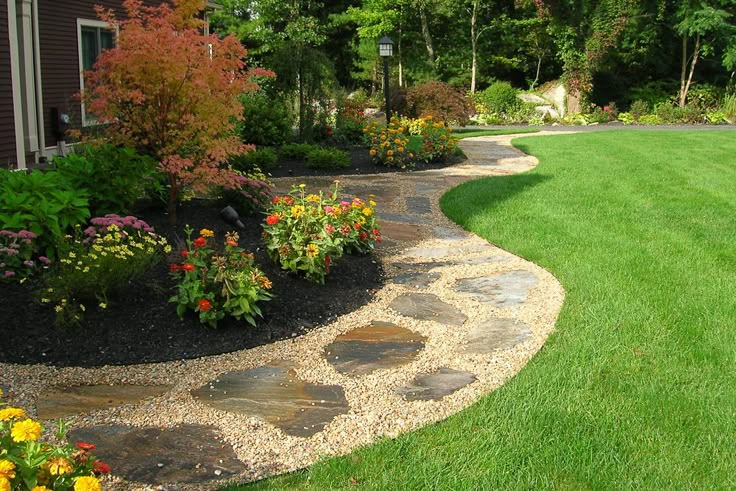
(298, 183, 306, 189)
(47, 458, 73, 476)
(291, 205, 305, 218)
(363, 207, 373, 217)
(369, 149, 377, 156)
(0, 460, 15, 479)
(199, 228, 214, 238)
(11, 419, 42, 442)
(163, 245, 172, 253)
(0, 477, 10, 491)
(380, 135, 387, 141)
(440, 134, 447, 140)
(394, 138, 401, 144)
(32, 487, 52, 491)
(387, 150, 394, 156)
(306, 194, 321, 203)
(358, 216, 367, 225)
(73, 476, 102, 491)
(369, 200, 377, 207)
(0, 407, 26, 421)
(99, 302, 107, 309)
(306, 243, 319, 258)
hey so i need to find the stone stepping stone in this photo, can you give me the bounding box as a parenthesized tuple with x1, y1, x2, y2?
(392, 272, 440, 289)
(192, 361, 348, 438)
(407, 243, 493, 260)
(389, 293, 467, 326)
(380, 221, 424, 242)
(450, 255, 510, 266)
(325, 321, 427, 376)
(36, 385, 172, 420)
(455, 270, 538, 307)
(406, 196, 432, 215)
(378, 212, 432, 225)
(463, 318, 532, 354)
(396, 367, 477, 401)
(433, 226, 470, 242)
(68, 425, 244, 485)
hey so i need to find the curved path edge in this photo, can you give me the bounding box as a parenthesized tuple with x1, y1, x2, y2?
(1, 133, 566, 490)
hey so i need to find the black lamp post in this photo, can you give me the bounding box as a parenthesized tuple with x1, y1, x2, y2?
(379, 35, 394, 124)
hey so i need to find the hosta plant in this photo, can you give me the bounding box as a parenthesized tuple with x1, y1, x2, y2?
(0, 390, 110, 491)
(43, 215, 170, 327)
(169, 227, 272, 327)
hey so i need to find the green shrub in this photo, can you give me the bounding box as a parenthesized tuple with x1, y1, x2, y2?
(629, 100, 649, 120)
(406, 81, 472, 125)
(52, 143, 158, 215)
(334, 97, 368, 145)
(639, 114, 662, 125)
(617, 112, 635, 125)
(477, 82, 520, 115)
(706, 111, 727, 124)
(219, 169, 273, 216)
(677, 105, 705, 124)
(305, 147, 351, 170)
(279, 143, 319, 160)
(0, 230, 49, 282)
(0, 170, 89, 257)
(686, 84, 723, 111)
(240, 92, 293, 146)
(654, 102, 678, 124)
(630, 81, 677, 108)
(230, 148, 278, 173)
(723, 94, 736, 123)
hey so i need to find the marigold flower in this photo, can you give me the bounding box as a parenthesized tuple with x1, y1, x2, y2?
(198, 299, 212, 311)
(11, 419, 42, 442)
(182, 263, 195, 272)
(75, 441, 96, 451)
(193, 237, 206, 247)
(369, 149, 377, 156)
(48, 458, 73, 476)
(199, 228, 214, 238)
(387, 150, 394, 156)
(266, 214, 280, 225)
(73, 476, 102, 491)
(92, 461, 111, 475)
(0, 407, 26, 421)
(0, 460, 15, 479)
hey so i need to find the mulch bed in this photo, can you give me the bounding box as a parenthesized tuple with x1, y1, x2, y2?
(0, 146, 462, 368)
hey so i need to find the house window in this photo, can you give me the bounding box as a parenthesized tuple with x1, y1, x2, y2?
(77, 19, 115, 126)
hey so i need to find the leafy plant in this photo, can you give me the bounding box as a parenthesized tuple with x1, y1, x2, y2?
(333, 96, 368, 145)
(0, 170, 90, 258)
(43, 215, 170, 326)
(406, 81, 472, 125)
(279, 143, 320, 160)
(617, 112, 635, 125)
(414, 117, 457, 162)
(239, 92, 293, 146)
(364, 119, 413, 168)
(0, 230, 50, 282)
(477, 81, 520, 115)
(723, 94, 736, 123)
(0, 391, 109, 490)
(169, 227, 272, 327)
(51, 143, 159, 215)
(305, 147, 350, 170)
(230, 148, 279, 173)
(629, 100, 649, 120)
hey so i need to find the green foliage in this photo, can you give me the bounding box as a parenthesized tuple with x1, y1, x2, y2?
(305, 147, 351, 170)
(477, 81, 520, 115)
(0, 170, 89, 258)
(639, 114, 662, 125)
(406, 81, 472, 125)
(230, 148, 279, 173)
(279, 143, 320, 160)
(52, 143, 159, 216)
(44, 215, 168, 326)
(239, 92, 294, 146)
(723, 94, 736, 123)
(0, 230, 48, 282)
(169, 227, 272, 328)
(629, 99, 649, 120)
(630, 81, 678, 108)
(617, 111, 635, 124)
(364, 119, 413, 168)
(334, 95, 369, 145)
(686, 84, 724, 111)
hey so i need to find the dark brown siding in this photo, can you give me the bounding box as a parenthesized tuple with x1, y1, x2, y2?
(38, 0, 162, 148)
(0, 0, 17, 167)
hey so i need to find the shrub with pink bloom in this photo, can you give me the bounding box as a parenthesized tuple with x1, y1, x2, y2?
(0, 230, 50, 283)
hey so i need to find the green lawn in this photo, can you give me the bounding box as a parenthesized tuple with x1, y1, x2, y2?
(231, 130, 736, 490)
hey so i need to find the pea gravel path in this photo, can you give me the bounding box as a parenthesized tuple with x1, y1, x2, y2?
(1, 133, 566, 490)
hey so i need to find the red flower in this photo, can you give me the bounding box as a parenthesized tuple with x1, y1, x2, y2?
(353, 222, 361, 230)
(359, 231, 368, 241)
(226, 239, 237, 247)
(283, 196, 295, 206)
(325, 256, 331, 266)
(372, 228, 380, 236)
(272, 196, 281, 204)
(181, 250, 189, 258)
(75, 442, 96, 451)
(182, 263, 195, 272)
(193, 237, 206, 247)
(92, 461, 111, 474)
(266, 214, 280, 225)
(198, 299, 212, 311)
(169, 263, 181, 272)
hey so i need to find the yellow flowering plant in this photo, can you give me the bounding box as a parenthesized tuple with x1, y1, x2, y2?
(0, 391, 108, 490)
(415, 116, 457, 162)
(168, 227, 272, 328)
(363, 118, 413, 168)
(41, 214, 169, 327)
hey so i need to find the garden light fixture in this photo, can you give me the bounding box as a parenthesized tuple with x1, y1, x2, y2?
(379, 36, 394, 123)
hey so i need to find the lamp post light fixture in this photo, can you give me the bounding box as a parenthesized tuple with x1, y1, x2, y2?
(379, 35, 394, 124)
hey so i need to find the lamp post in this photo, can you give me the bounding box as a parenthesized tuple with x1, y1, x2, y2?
(379, 36, 394, 124)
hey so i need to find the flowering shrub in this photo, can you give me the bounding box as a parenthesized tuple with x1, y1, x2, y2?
(43, 215, 169, 326)
(219, 170, 273, 217)
(169, 227, 272, 327)
(363, 119, 413, 168)
(0, 390, 109, 490)
(414, 116, 457, 163)
(334, 97, 368, 144)
(0, 230, 50, 282)
(262, 183, 381, 283)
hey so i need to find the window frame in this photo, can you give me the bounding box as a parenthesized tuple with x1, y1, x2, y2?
(76, 18, 116, 127)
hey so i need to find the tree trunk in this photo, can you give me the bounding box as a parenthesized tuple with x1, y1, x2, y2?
(419, 6, 435, 65)
(371, 61, 377, 97)
(532, 54, 542, 90)
(680, 35, 701, 108)
(398, 26, 404, 87)
(470, 0, 478, 93)
(679, 36, 688, 107)
(298, 60, 305, 141)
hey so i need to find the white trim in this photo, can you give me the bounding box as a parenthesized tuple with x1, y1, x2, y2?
(17, 0, 38, 154)
(76, 18, 113, 127)
(7, 0, 26, 169)
(32, 0, 44, 161)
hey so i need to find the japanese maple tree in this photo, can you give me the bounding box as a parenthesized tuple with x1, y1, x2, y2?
(84, 0, 272, 222)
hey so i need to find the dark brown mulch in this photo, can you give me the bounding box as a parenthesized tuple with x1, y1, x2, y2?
(0, 199, 385, 368)
(267, 146, 464, 178)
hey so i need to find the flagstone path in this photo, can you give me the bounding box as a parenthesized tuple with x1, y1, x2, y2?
(1, 133, 565, 490)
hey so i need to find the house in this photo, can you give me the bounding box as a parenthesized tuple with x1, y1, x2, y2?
(1, 0, 217, 170)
